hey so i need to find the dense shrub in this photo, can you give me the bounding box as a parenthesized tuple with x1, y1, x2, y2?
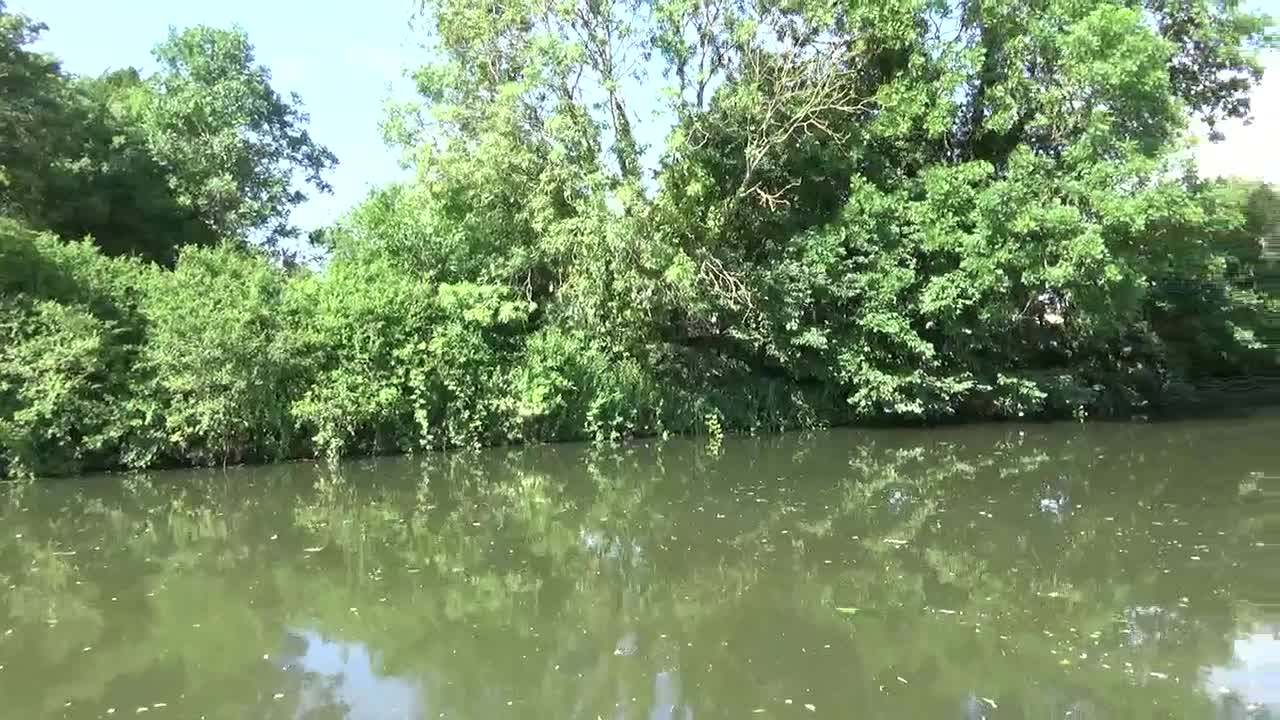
(1, 174, 1276, 478)
(0, 220, 147, 475)
(133, 245, 301, 466)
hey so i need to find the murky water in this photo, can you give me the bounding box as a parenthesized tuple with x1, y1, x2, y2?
(2, 414, 1278, 719)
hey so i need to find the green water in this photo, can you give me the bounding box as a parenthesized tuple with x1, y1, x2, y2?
(2, 415, 1278, 719)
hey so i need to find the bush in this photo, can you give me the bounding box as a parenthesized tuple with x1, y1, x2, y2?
(135, 244, 299, 466)
(0, 219, 146, 476)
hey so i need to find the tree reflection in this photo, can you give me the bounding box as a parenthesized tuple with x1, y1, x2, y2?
(0, 415, 1277, 719)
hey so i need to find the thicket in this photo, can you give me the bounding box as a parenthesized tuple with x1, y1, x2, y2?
(1, 0, 1277, 477)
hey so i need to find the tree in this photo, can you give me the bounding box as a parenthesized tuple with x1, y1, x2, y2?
(1, 4, 215, 262)
(1, 7, 335, 261)
(138, 244, 301, 466)
(0, 218, 149, 476)
(140, 25, 338, 245)
(375, 0, 1276, 423)
(0, 3, 66, 217)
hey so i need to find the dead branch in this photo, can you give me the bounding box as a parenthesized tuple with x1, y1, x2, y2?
(697, 252, 754, 311)
(735, 45, 873, 206)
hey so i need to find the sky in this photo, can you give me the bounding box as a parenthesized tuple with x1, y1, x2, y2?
(14, 0, 1280, 237)
(1194, 50, 1280, 187)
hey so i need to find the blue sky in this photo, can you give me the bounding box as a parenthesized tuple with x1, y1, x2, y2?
(14, 0, 1279, 238)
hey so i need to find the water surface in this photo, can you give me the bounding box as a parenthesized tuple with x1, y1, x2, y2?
(2, 415, 1279, 719)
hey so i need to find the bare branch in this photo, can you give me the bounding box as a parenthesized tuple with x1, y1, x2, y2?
(734, 46, 873, 206)
(697, 252, 754, 311)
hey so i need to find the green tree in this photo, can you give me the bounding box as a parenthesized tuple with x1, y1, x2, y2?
(1, 7, 335, 260)
(0, 4, 214, 262)
(140, 25, 338, 244)
(372, 0, 1275, 426)
(1, 0, 1277, 478)
(48, 69, 218, 262)
(0, 3, 67, 217)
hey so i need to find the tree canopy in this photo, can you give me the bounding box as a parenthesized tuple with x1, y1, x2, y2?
(141, 25, 338, 245)
(0, 5, 334, 262)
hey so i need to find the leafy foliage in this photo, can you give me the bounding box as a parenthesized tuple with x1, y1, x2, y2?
(0, 219, 146, 476)
(0, 0, 1277, 476)
(142, 26, 338, 244)
(0, 5, 334, 261)
(136, 245, 302, 466)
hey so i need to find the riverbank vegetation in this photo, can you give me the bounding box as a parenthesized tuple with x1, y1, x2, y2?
(1, 0, 1277, 477)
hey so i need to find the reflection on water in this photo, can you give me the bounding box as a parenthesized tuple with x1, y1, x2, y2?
(1, 413, 1279, 719)
(285, 630, 423, 720)
(1207, 627, 1280, 718)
